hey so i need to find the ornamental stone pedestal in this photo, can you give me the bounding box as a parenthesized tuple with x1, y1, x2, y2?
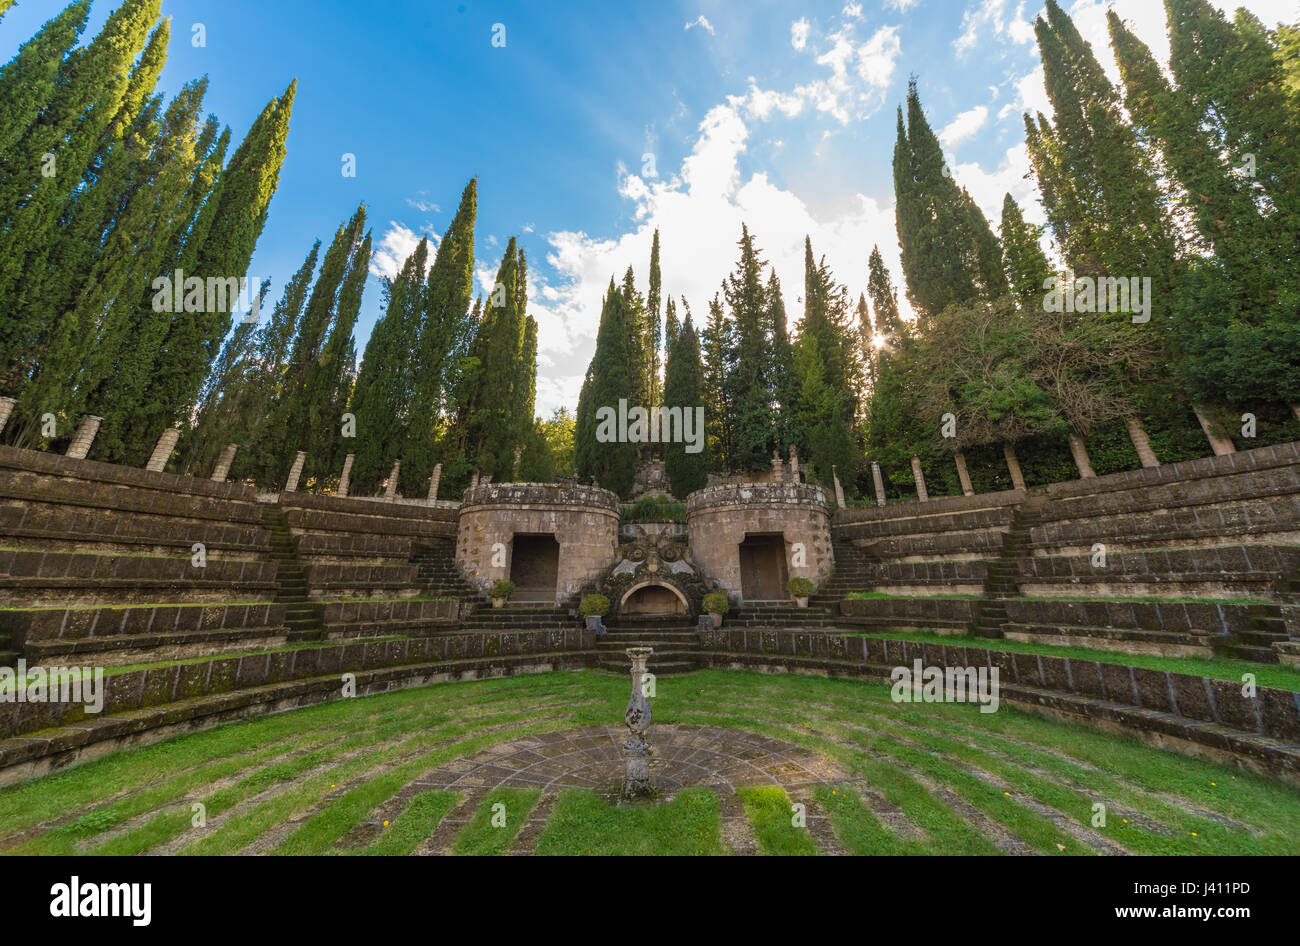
(622, 647, 654, 799)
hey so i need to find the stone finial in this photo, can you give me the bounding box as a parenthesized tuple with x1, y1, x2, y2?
(144, 428, 180, 472)
(427, 462, 442, 503)
(832, 465, 846, 508)
(65, 415, 102, 460)
(0, 396, 15, 437)
(384, 459, 401, 501)
(870, 461, 886, 507)
(788, 444, 800, 478)
(337, 453, 355, 497)
(471, 470, 480, 490)
(284, 450, 307, 493)
(512, 445, 522, 479)
(771, 449, 784, 483)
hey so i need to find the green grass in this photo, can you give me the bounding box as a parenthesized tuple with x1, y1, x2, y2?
(856, 629, 1300, 691)
(451, 788, 540, 856)
(534, 788, 727, 856)
(2, 669, 1297, 856)
(358, 791, 459, 856)
(618, 496, 687, 523)
(737, 786, 821, 855)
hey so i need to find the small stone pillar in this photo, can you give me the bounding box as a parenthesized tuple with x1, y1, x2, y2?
(65, 415, 102, 460)
(144, 428, 180, 472)
(910, 455, 929, 502)
(1002, 443, 1027, 491)
(1292, 404, 1300, 424)
(788, 444, 800, 481)
(832, 466, 846, 507)
(621, 647, 654, 799)
(871, 461, 886, 507)
(0, 396, 15, 436)
(953, 449, 975, 496)
(384, 459, 401, 501)
(211, 444, 238, 481)
(771, 450, 784, 483)
(1068, 432, 1096, 478)
(1194, 405, 1236, 456)
(337, 453, 355, 497)
(427, 463, 442, 503)
(471, 471, 480, 490)
(284, 450, 307, 493)
(512, 446, 522, 479)
(1124, 417, 1159, 468)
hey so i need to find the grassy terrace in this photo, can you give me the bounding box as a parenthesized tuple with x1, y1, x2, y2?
(0, 669, 1295, 855)
(854, 629, 1300, 691)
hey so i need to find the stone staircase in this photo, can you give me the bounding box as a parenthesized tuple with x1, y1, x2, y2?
(411, 542, 481, 604)
(597, 616, 700, 675)
(808, 539, 873, 612)
(728, 602, 837, 628)
(0, 628, 17, 668)
(458, 604, 572, 630)
(261, 504, 324, 641)
(970, 496, 1044, 639)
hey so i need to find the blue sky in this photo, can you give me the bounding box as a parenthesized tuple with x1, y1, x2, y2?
(2, 0, 1295, 414)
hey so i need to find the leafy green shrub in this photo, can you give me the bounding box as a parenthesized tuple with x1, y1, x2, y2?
(787, 577, 814, 597)
(619, 496, 687, 523)
(579, 594, 610, 618)
(490, 579, 515, 598)
(702, 592, 730, 615)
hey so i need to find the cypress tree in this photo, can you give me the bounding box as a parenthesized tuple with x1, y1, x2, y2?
(663, 295, 679, 350)
(647, 228, 662, 407)
(700, 292, 733, 471)
(999, 193, 1051, 305)
(402, 178, 476, 493)
(0, 1, 89, 164)
(767, 271, 797, 449)
(350, 238, 428, 494)
(580, 280, 636, 495)
(723, 224, 774, 471)
(662, 316, 709, 498)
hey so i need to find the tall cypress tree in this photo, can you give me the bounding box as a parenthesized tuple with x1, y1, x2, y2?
(401, 178, 476, 493)
(647, 228, 662, 408)
(999, 194, 1051, 305)
(0, 1, 89, 164)
(662, 316, 708, 498)
(700, 292, 733, 471)
(579, 279, 636, 495)
(723, 224, 774, 471)
(663, 295, 680, 351)
(767, 271, 797, 450)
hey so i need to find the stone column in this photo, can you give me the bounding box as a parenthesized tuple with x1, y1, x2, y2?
(1068, 432, 1096, 478)
(427, 463, 442, 503)
(65, 415, 102, 460)
(512, 446, 522, 480)
(789, 444, 800, 481)
(284, 450, 307, 493)
(953, 449, 974, 496)
(1002, 442, 1026, 491)
(832, 466, 846, 507)
(384, 459, 401, 501)
(0, 396, 15, 437)
(770, 450, 784, 483)
(621, 647, 654, 799)
(1124, 416, 1159, 468)
(337, 453, 355, 497)
(1194, 405, 1236, 456)
(910, 455, 929, 502)
(211, 444, 238, 482)
(144, 428, 180, 472)
(1292, 404, 1300, 424)
(871, 461, 886, 507)
(471, 471, 480, 490)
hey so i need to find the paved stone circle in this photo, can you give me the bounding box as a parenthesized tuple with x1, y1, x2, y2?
(418, 723, 850, 798)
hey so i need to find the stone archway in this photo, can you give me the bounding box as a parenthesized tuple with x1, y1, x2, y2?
(619, 580, 689, 617)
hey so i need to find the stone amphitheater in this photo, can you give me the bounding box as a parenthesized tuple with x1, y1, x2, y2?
(2, 428, 1300, 855)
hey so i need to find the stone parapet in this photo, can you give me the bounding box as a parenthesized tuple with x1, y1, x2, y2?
(460, 481, 620, 514)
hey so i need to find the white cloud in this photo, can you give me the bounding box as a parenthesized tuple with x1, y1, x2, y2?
(885, 0, 920, 11)
(939, 105, 989, 148)
(843, 2, 864, 18)
(369, 223, 436, 281)
(524, 102, 905, 416)
(955, 0, 1009, 55)
(405, 197, 440, 213)
(791, 18, 811, 51)
(685, 15, 715, 34)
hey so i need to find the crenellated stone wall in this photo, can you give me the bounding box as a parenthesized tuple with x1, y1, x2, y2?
(686, 481, 833, 603)
(456, 482, 620, 604)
